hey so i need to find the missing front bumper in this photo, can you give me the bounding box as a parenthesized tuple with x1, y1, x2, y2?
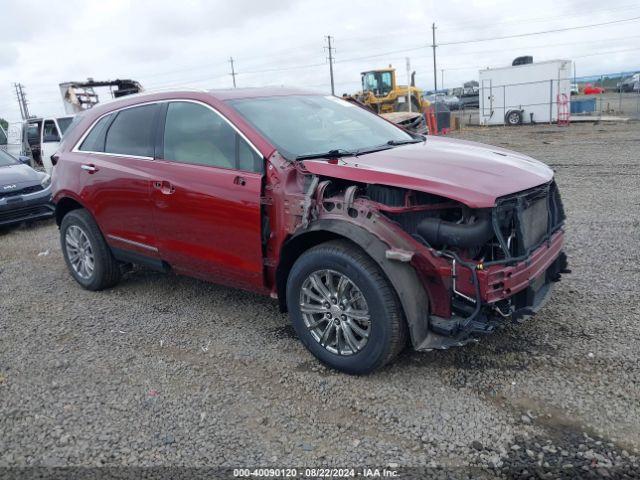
(415, 251, 569, 351)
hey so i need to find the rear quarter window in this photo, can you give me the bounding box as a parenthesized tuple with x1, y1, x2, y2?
(79, 114, 114, 152)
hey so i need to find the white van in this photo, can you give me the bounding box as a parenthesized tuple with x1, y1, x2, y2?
(24, 116, 75, 173)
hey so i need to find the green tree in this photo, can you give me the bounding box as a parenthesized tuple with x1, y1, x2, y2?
(0, 117, 8, 131)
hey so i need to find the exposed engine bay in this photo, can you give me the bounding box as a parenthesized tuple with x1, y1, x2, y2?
(286, 171, 569, 350)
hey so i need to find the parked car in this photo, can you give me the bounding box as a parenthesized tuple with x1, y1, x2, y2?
(617, 73, 640, 92)
(425, 93, 461, 110)
(0, 149, 54, 227)
(583, 83, 605, 95)
(52, 89, 568, 374)
(451, 86, 480, 108)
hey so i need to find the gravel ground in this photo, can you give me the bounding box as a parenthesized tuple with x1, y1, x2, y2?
(1, 121, 639, 478)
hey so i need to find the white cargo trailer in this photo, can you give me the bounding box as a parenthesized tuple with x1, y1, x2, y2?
(479, 59, 572, 126)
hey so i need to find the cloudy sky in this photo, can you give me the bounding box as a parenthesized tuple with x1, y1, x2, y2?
(1, 0, 638, 121)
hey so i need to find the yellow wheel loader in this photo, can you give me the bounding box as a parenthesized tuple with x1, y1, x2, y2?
(356, 67, 426, 114)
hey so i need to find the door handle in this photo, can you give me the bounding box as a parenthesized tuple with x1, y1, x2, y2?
(233, 175, 246, 186)
(153, 180, 175, 195)
(81, 164, 98, 173)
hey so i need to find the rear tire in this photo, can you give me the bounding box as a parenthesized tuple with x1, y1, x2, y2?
(286, 240, 407, 374)
(506, 110, 523, 125)
(60, 209, 121, 291)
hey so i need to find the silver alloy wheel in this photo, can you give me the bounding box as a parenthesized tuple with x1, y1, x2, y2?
(299, 269, 371, 356)
(65, 225, 95, 280)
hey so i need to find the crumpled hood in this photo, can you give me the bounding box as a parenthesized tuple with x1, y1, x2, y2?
(302, 136, 553, 208)
(0, 164, 44, 189)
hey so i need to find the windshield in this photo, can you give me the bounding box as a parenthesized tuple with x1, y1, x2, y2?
(227, 95, 412, 159)
(0, 149, 18, 167)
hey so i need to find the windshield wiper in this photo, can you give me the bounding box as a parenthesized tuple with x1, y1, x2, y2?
(296, 149, 355, 161)
(386, 138, 424, 146)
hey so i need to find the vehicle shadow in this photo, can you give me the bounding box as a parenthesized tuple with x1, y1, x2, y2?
(0, 217, 56, 236)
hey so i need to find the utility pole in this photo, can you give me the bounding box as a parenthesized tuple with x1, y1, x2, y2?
(325, 35, 335, 96)
(229, 57, 237, 88)
(431, 23, 438, 93)
(405, 57, 412, 112)
(441, 69, 444, 90)
(14, 83, 30, 120)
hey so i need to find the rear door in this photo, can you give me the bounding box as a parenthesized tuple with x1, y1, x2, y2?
(75, 103, 162, 258)
(151, 100, 264, 291)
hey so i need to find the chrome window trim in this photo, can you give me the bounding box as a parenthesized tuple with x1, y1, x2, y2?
(71, 98, 264, 161)
(71, 100, 160, 158)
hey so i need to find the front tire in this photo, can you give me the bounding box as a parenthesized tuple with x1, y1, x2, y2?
(60, 209, 121, 291)
(286, 240, 407, 374)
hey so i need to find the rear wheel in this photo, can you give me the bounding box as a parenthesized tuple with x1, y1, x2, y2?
(60, 209, 121, 290)
(286, 240, 406, 374)
(506, 110, 523, 125)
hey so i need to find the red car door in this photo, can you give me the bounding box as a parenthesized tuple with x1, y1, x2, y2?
(74, 104, 162, 259)
(151, 100, 265, 291)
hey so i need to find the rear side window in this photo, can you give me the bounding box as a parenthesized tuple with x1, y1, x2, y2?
(163, 101, 262, 173)
(104, 104, 158, 157)
(79, 114, 114, 152)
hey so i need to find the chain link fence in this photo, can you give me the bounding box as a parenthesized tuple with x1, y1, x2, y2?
(447, 70, 640, 129)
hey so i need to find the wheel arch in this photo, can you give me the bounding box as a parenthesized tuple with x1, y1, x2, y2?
(276, 220, 430, 348)
(55, 195, 88, 226)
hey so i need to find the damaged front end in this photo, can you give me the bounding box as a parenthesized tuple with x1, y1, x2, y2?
(266, 149, 568, 353)
(381, 180, 569, 350)
(298, 178, 566, 352)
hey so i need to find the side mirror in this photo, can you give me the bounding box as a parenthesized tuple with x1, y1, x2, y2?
(18, 155, 31, 165)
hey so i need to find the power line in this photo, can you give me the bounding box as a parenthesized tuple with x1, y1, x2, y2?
(436, 2, 640, 30)
(238, 61, 325, 75)
(439, 15, 640, 46)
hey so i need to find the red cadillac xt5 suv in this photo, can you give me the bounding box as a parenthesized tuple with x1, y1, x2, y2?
(51, 88, 568, 374)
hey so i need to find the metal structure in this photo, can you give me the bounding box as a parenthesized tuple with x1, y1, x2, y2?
(59, 79, 143, 114)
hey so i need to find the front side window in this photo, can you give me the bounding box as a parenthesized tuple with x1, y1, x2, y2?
(43, 120, 60, 143)
(163, 101, 261, 172)
(228, 95, 412, 159)
(105, 104, 158, 157)
(79, 114, 114, 152)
